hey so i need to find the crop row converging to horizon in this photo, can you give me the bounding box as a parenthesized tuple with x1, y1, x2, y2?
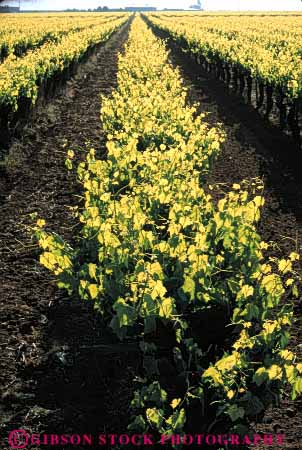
(27, 14, 302, 446)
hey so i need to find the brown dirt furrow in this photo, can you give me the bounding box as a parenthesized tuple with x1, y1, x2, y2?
(0, 21, 138, 450)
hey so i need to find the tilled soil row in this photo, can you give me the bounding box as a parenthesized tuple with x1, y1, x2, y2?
(0, 21, 138, 450)
(156, 28, 302, 449)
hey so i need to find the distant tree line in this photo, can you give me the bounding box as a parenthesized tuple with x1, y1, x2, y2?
(0, 0, 123, 12)
(65, 6, 125, 12)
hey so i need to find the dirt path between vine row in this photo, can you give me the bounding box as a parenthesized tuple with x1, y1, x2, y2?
(156, 27, 302, 450)
(0, 21, 139, 450)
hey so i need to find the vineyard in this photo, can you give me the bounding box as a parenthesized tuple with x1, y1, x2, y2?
(1, 10, 302, 450)
(146, 12, 302, 142)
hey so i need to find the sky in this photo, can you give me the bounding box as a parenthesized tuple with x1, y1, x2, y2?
(15, 0, 302, 11)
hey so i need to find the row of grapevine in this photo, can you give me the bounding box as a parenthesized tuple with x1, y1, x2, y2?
(0, 14, 128, 112)
(146, 13, 302, 99)
(0, 13, 127, 62)
(155, 11, 302, 16)
(34, 15, 302, 447)
(145, 13, 302, 142)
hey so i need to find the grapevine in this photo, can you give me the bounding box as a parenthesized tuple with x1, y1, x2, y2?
(34, 15, 302, 447)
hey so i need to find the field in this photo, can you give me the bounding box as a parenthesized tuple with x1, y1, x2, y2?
(1, 10, 302, 450)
